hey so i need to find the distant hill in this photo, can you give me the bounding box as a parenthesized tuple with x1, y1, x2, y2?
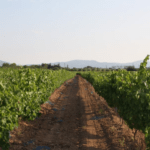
(39, 59, 150, 69)
(0, 59, 150, 69)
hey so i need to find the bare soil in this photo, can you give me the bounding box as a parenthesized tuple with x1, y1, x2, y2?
(1, 75, 147, 150)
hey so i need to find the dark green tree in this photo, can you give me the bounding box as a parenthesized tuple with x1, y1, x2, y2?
(9, 63, 16, 68)
(2, 63, 10, 68)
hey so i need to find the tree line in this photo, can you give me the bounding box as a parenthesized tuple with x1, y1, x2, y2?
(1, 62, 150, 72)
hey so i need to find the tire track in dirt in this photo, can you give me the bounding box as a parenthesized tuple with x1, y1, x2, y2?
(32, 75, 80, 149)
(80, 76, 120, 149)
(78, 75, 115, 149)
(1, 75, 147, 150)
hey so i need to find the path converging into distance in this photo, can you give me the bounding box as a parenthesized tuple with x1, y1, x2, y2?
(4, 75, 147, 150)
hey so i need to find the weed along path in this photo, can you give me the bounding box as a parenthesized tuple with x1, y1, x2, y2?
(4, 75, 147, 150)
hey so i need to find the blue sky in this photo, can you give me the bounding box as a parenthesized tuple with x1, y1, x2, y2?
(0, 0, 150, 65)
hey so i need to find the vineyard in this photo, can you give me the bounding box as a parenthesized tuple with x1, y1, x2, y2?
(0, 68, 77, 150)
(0, 55, 150, 149)
(80, 55, 150, 149)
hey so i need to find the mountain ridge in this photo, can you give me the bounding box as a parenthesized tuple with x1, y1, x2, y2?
(0, 59, 150, 69)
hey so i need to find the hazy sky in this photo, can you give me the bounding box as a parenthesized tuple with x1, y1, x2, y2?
(0, 0, 150, 65)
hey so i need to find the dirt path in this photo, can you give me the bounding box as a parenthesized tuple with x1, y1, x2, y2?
(2, 75, 147, 150)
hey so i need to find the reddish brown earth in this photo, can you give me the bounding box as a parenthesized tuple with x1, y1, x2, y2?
(0, 75, 148, 150)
